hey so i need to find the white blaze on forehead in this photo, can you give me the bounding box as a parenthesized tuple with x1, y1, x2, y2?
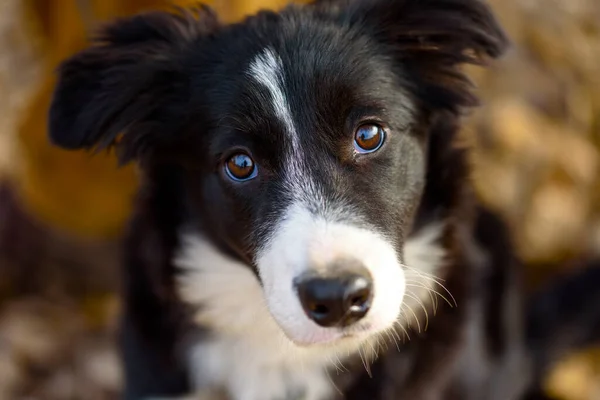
(248, 48, 297, 146)
(247, 48, 320, 201)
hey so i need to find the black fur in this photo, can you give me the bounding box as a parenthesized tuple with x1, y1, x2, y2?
(119, 166, 192, 398)
(48, 1, 600, 399)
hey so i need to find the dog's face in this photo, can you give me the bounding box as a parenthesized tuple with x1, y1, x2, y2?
(181, 23, 425, 345)
(49, 0, 507, 348)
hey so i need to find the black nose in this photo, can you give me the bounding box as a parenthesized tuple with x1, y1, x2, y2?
(295, 266, 373, 328)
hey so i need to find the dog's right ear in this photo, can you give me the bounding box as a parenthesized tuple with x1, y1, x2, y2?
(312, 0, 509, 115)
(49, 6, 219, 163)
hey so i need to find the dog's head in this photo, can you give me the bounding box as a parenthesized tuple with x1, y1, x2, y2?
(49, 0, 507, 348)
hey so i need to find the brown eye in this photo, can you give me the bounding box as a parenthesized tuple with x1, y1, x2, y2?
(225, 153, 257, 182)
(354, 124, 385, 153)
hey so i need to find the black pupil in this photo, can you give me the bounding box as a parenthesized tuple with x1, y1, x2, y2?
(357, 125, 380, 149)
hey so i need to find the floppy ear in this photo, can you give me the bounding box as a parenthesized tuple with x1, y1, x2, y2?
(48, 5, 219, 163)
(315, 0, 509, 114)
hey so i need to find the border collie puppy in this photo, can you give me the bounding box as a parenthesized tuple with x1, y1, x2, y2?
(48, 0, 600, 399)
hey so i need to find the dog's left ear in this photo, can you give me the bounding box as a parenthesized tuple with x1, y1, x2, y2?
(49, 6, 219, 164)
(314, 0, 509, 113)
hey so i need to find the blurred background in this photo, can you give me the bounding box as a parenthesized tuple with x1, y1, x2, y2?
(0, 0, 598, 399)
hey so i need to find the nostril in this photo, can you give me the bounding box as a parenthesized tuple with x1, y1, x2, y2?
(350, 292, 369, 308)
(309, 303, 329, 316)
(296, 276, 346, 327)
(344, 276, 372, 307)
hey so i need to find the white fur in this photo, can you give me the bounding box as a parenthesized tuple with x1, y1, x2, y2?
(254, 202, 406, 345)
(175, 221, 446, 400)
(402, 224, 450, 328)
(175, 234, 341, 400)
(248, 48, 296, 143)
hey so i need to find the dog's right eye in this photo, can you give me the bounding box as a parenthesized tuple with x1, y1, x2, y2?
(354, 123, 385, 154)
(225, 153, 257, 182)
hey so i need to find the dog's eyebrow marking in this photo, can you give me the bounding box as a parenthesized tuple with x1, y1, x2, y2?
(248, 48, 297, 144)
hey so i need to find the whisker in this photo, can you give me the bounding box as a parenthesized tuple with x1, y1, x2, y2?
(404, 292, 430, 331)
(386, 328, 402, 352)
(405, 283, 455, 308)
(401, 302, 421, 333)
(358, 346, 372, 377)
(394, 316, 411, 342)
(368, 339, 379, 363)
(328, 354, 344, 374)
(405, 267, 447, 285)
(324, 367, 344, 396)
(389, 325, 404, 348)
(334, 352, 348, 373)
(406, 280, 438, 315)
(404, 266, 457, 307)
(382, 329, 397, 352)
(375, 332, 389, 355)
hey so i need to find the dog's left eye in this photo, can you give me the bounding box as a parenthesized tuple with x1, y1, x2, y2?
(354, 124, 385, 153)
(225, 153, 258, 182)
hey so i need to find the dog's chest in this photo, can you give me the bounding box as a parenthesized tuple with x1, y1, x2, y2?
(186, 336, 335, 400)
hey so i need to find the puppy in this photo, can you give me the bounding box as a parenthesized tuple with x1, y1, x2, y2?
(48, 0, 600, 399)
